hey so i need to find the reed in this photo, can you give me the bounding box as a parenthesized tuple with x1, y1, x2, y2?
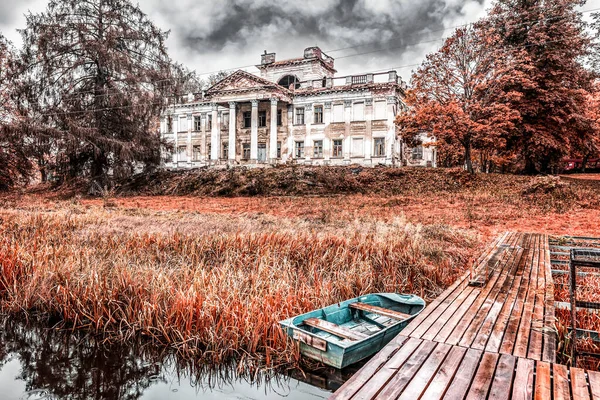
(0, 207, 475, 366)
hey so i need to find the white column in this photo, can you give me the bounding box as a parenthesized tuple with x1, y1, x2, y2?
(186, 113, 192, 166)
(250, 99, 258, 161)
(269, 98, 278, 162)
(210, 103, 219, 161)
(304, 103, 312, 161)
(323, 102, 331, 161)
(228, 102, 236, 162)
(344, 100, 352, 161)
(386, 96, 396, 164)
(201, 113, 207, 162)
(173, 114, 179, 165)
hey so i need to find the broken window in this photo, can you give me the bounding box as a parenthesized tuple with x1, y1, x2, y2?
(277, 141, 282, 158)
(295, 141, 304, 158)
(314, 105, 323, 124)
(332, 139, 343, 157)
(222, 112, 229, 130)
(243, 143, 251, 159)
(222, 142, 228, 159)
(277, 109, 282, 126)
(373, 138, 385, 157)
(295, 108, 305, 125)
(243, 112, 251, 128)
(194, 116, 202, 131)
(208, 114, 212, 130)
(313, 140, 323, 158)
(412, 146, 423, 160)
(259, 111, 267, 127)
(192, 145, 202, 161)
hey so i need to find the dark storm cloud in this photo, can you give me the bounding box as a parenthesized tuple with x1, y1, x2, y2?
(162, 0, 484, 55)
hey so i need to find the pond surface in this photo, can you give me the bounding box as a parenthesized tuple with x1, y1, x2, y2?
(0, 317, 348, 399)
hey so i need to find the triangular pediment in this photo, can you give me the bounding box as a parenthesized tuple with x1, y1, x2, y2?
(206, 70, 289, 95)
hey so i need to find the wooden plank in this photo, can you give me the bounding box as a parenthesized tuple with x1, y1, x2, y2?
(375, 340, 438, 399)
(442, 348, 483, 400)
(434, 286, 480, 343)
(422, 285, 475, 342)
(488, 353, 516, 400)
(511, 357, 535, 400)
(588, 370, 600, 400)
(471, 246, 525, 350)
(571, 367, 591, 400)
(349, 302, 411, 321)
(419, 345, 467, 400)
(464, 352, 499, 400)
(329, 336, 409, 400)
(528, 234, 546, 360)
(500, 238, 535, 356)
(486, 234, 535, 353)
(553, 363, 571, 400)
(445, 233, 522, 347)
(514, 234, 542, 358)
(397, 343, 452, 400)
(542, 234, 557, 363)
(402, 233, 510, 338)
(303, 318, 368, 341)
(534, 361, 551, 400)
(350, 337, 423, 400)
(459, 233, 523, 348)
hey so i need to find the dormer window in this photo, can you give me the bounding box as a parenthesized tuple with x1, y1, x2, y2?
(278, 75, 300, 90)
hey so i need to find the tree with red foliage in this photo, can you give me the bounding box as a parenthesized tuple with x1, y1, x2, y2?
(20, 0, 173, 184)
(397, 26, 518, 173)
(486, 0, 595, 174)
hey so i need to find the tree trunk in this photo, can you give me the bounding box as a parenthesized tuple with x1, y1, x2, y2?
(464, 144, 474, 174)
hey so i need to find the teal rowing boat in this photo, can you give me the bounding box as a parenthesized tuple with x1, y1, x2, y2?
(279, 293, 425, 369)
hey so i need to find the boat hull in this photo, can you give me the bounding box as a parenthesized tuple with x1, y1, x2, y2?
(280, 293, 425, 369)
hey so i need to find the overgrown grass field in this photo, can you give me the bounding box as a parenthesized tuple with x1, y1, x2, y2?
(1, 167, 599, 369)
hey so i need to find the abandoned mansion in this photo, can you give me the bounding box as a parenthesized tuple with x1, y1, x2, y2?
(160, 47, 436, 167)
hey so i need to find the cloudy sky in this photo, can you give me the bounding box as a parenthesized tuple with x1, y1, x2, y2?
(1, 0, 599, 82)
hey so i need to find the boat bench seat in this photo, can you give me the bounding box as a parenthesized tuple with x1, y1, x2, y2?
(349, 302, 411, 321)
(303, 318, 368, 341)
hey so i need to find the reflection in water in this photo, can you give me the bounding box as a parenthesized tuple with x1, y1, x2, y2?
(0, 316, 331, 399)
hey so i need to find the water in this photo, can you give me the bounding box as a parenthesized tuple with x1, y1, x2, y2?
(0, 317, 338, 400)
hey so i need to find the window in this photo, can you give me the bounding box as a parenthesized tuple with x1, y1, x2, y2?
(177, 145, 187, 162)
(412, 146, 423, 160)
(162, 146, 173, 163)
(352, 138, 364, 157)
(258, 111, 267, 127)
(277, 141, 281, 158)
(222, 142, 228, 159)
(207, 144, 211, 158)
(374, 138, 385, 157)
(179, 116, 188, 132)
(332, 139, 343, 158)
(353, 102, 364, 121)
(296, 107, 304, 125)
(192, 145, 201, 161)
(295, 141, 304, 158)
(207, 115, 212, 130)
(243, 111, 251, 128)
(222, 113, 229, 130)
(277, 109, 282, 126)
(243, 143, 251, 160)
(314, 106, 323, 124)
(333, 104, 344, 122)
(194, 116, 202, 131)
(295, 108, 305, 125)
(278, 75, 300, 89)
(374, 101, 386, 120)
(313, 140, 323, 158)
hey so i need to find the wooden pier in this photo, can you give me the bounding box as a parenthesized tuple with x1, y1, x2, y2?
(331, 232, 600, 400)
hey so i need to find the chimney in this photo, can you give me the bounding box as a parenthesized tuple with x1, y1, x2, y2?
(261, 51, 276, 65)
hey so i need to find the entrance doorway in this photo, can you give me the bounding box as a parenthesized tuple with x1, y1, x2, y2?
(258, 143, 267, 162)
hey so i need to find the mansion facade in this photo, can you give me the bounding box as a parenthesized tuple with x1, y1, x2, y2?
(160, 47, 436, 168)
